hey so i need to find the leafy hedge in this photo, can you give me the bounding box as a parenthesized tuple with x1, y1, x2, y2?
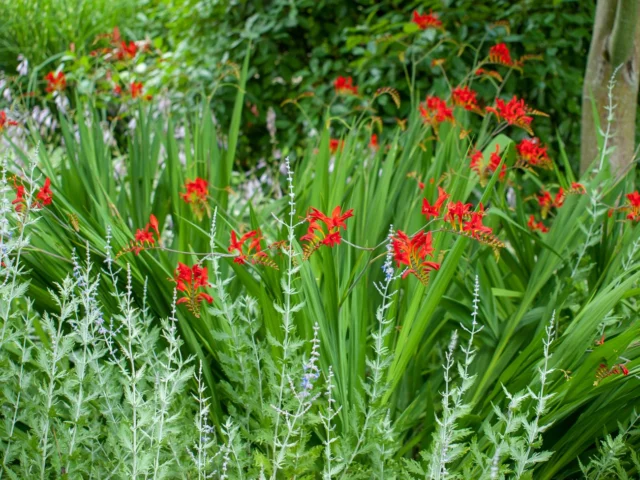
(0, 0, 599, 169)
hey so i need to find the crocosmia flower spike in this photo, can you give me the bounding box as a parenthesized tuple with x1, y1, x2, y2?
(45, 71, 66, 93)
(119, 214, 160, 256)
(485, 95, 548, 135)
(422, 187, 449, 220)
(334, 76, 358, 95)
(412, 10, 443, 30)
(451, 86, 482, 115)
(301, 206, 353, 260)
(171, 263, 213, 317)
(181, 177, 210, 220)
(392, 230, 440, 286)
(488, 43, 513, 66)
(0, 111, 19, 132)
(228, 229, 278, 269)
(516, 138, 552, 169)
(470, 145, 507, 185)
(625, 191, 640, 221)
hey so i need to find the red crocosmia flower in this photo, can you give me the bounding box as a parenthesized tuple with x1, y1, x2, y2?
(329, 138, 345, 154)
(326, 206, 354, 230)
(113, 84, 123, 96)
(181, 177, 210, 219)
(117, 41, 138, 60)
(463, 204, 493, 239)
(626, 191, 640, 221)
(111, 26, 122, 43)
(392, 230, 440, 285)
(570, 182, 586, 194)
(470, 150, 484, 177)
(516, 138, 551, 169)
(182, 178, 208, 202)
(148, 214, 159, 236)
(412, 10, 442, 30)
(34, 178, 53, 207)
(135, 228, 155, 245)
(300, 220, 321, 243)
(537, 190, 553, 218)
(0, 111, 19, 132)
(538, 190, 553, 209)
(229, 229, 278, 268)
(334, 76, 358, 95)
(527, 215, 549, 233)
(489, 42, 513, 66)
(418, 181, 425, 190)
(171, 263, 213, 316)
(302, 206, 353, 259)
(445, 201, 472, 230)
(451, 86, 480, 113)
(45, 71, 66, 93)
(322, 231, 342, 247)
(422, 186, 449, 220)
(554, 188, 565, 208)
(12, 182, 25, 212)
(130, 81, 144, 99)
(369, 133, 379, 150)
(122, 214, 161, 256)
(426, 96, 453, 122)
(174, 262, 192, 291)
(419, 96, 453, 129)
(488, 145, 507, 180)
(486, 96, 541, 135)
(470, 145, 506, 184)
(620, 364, 630, 376)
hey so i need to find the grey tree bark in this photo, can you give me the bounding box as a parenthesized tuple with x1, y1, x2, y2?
(581, 0, 640, 175)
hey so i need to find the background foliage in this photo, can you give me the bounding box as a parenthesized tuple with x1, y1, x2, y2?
(0, 0, 610, 170)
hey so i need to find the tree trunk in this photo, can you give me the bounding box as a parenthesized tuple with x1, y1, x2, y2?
(581, 0, 640, 175)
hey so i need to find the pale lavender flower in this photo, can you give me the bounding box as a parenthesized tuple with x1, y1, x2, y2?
(299, 322, 321, 398)
(267, 107, 277, 143)
(16, 55, 28, 77)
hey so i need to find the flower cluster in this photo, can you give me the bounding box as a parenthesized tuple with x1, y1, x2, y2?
(12, 177, 54, 212)
(329, 138, 345, 154)
(369, 133, 379, 150)
(470, 145, 506, 184)
(0, 110, 18, 132)
(485, 95, 547, 135)
(527, 184, 587, 233)
(527, 215, 549, 234)
(228, 230, 277, 269)
(408, 186, 504, 281)
(625, 191, 640, 222)
(91, 27, 148, 61)
(419, 95, 453, 130)
(441, 197, 504, 257)
(171, 263, 214, 316)
(537, 188, 565, 218)
(422, 187, 449, 220)
(181, 177, 210, 219)
(594, 362, 629, 386)
(114, 81, 150, 100)
(392, 230, 440, 285)
(486, 42, 541, 70)
(412, 10, 443, 30)
(334, 76, 358, 95)
(301, 206, 353, 260)
(119, 214, 160, 256)
(488, 42, 512, 66)
(516, 138, 552, 169)
(45, 71, 66, 93)
(451, 86, 482, 114)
